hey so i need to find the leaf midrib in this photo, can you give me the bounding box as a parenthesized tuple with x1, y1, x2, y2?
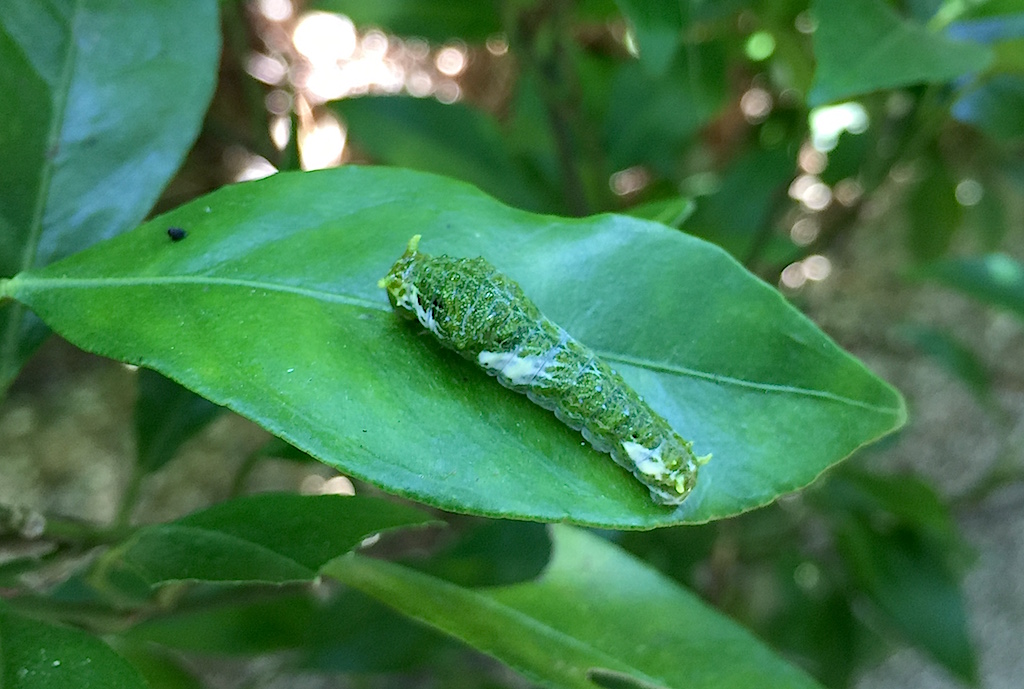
(11, 273, 386, 311)
(602, 351, 902, 416)
(10, 272, 901, 415)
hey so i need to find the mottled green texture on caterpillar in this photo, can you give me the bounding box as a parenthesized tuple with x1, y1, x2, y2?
(378, 235, 709, 505)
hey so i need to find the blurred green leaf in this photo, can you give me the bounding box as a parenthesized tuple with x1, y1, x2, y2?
(0, 607, 148, 688)
(301, 589, 463, 673)
(253, 436, 317, 463)
(0, 0, 220, 391)
(685, 147, 795, 261)
(823, 469, 969, 558)
(907, 151, 963, 261)
(613, 0, 685, 76)
(127, 586, 462, 672)
(820, 470, 977, 683)
(896, 324, 992, 403)
(312, 0, 501, 42)
(107, 493, 435, 586)
(111, 642, 204, 689)
(413, 519, 551, 587)
(964, 175, 1009, 249)
(605, 45, 728, 173)
(136, 368, 223, 473)
(769, 573, 863, 689)
(623, 196, 696, 229)
(327, 525, 826, 689)
(954, 74, 1024, 142)
(834, 516, 977, 682)
(809, 0, 992, 105)
(332, 96, 558, 212)
(918, 253, 1024, 319)
(127, 591, 320, 654)
(2, 168, 906, 528)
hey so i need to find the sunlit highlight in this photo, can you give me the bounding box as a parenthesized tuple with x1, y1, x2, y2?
(610, 166, 651, 196)
(299, 112, 345, 170)
(790, 217, 820, 246)
(246, 53, 288, 85)
(789, 174, 832, 211)
(955, 179, 983, 206)
(780, 254, 832, 289)
(486, 34, 509, 55)
(245, 9, 490, 172)
(226, 147, 278, 182)
(300, 473, 355, 496)
(745, 31, 775, 61)
(809, 102, 868, 152)
(293, 12, 357, 64)
(740, 87, 773, 123)
(436, 45, 467, 76)
(270, 115, 291, 150)
(798, 143, 826, 175)
(257, 0, 293, 22)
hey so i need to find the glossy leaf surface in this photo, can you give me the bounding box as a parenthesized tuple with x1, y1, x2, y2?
(1, 167, 906, 528)
(0, 607, 147, 689)
(0, 0, 220, 389)
(106, 493, 434, 586)
(326, 525, 825, 689)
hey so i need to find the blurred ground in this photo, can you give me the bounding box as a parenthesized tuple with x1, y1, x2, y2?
(801, 196, 1024, 689)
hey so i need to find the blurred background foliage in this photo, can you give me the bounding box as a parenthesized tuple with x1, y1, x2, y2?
(2, 0, 1024, 687)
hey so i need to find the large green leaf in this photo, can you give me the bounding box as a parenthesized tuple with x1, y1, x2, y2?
(326, 525, 825, 689)
(0, 0, 220, 390)
(0, 607, 148, 689)
(809, 0, 992, 105)
(105, 493, 435, 586)
(0, 167, 905, 529)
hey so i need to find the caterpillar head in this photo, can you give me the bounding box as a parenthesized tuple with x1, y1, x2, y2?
(378, 234, 423, 315)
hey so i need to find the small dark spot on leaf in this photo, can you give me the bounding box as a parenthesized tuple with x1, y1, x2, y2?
(167, 227, 187, 242)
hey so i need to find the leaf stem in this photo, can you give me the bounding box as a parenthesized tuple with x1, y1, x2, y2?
(507, 0, 607, 215)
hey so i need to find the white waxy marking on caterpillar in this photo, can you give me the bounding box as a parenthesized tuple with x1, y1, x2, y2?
(379, 234, 709, 506)
(478, 351, 550, 386)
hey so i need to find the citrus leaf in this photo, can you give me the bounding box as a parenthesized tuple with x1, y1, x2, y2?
(1, 167, 906, 529)
(0, 0, 220, 390)
(107, 493, 435, 586)
(0, 607, 148, 689)
(325, 525, 825, 689)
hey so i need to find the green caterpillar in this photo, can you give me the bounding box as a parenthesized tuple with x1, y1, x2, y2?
(379, 235, 708, 505)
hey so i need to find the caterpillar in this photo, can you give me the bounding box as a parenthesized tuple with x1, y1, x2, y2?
(378, 235, 709, 505)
